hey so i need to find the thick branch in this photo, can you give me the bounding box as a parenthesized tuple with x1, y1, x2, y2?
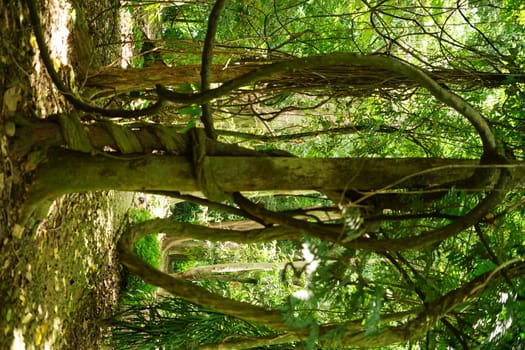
(27, 153, 521, 223)
(198, 334, 299, 350)
(148, 191, 268, 226)
(126, 219, 297, 244)
(216, 125, 399, 142)
(117, 239, 291, 331)
(232, 192, 341, 240)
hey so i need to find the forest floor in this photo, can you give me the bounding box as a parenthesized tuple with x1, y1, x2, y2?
(0, 0, 140, 348)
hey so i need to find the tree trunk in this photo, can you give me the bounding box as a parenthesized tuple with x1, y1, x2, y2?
(85, 64, 255, 97)
(85, 64, 525, 96)
(26, 148, 503, 221)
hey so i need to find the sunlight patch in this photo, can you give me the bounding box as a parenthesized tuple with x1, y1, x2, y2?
(29, 0, 73, 117)
(301, 243, 320, 275)
(49, 0, 72, 67)
(11, 328, 26, 350)
(292, 289, 313, 301)
(120, 6, 134, 68)
(489, 317, 513, 342)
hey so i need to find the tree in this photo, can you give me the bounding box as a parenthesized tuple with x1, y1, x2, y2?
(14, 0, 525, 348)
(86, 63, 525, 97)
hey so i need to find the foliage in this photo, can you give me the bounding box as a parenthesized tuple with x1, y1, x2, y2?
(169, 195, 344, 317)
(171, 200, 241, 223)
(109, 296, 279, 349)
(102, 1, 525, 348)
(120, 209, 161, 304)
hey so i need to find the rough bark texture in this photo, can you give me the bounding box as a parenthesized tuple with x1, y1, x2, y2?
(85, 64, 525, 97)
(25, 152, 497, 221)
(25, 147, 525, 222)
(85, 64, 255, 96)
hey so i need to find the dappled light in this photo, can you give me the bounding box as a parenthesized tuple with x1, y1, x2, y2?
(2, 0, 525, 349)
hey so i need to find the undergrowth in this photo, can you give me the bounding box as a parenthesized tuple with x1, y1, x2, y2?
(120, 208, 162, 305)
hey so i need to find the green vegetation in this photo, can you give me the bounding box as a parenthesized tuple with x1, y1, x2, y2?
(9, 0, 525, 349)
(120, 209, 161, 304)
(109, 296, 279, 350)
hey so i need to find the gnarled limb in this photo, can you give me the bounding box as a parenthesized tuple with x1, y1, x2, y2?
(118, 214, 525, 348)
(117, 241, 292, 332)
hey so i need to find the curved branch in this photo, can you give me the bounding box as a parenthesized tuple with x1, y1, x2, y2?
(198, 333, 299, 350)
(230, 171, 507, 252)
(124, 219, 298, 245)
(232, 192, 342, 240)
(118, 224, 292, 332)
(216, 125, 399, 142)
(347, 169, 509, 251)
(135, 174, 511, 253)
(149, 190, 269, 226)
(200, 0, 227, 139)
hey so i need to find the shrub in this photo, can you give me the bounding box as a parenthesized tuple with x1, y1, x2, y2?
(120, 209, 162, 305)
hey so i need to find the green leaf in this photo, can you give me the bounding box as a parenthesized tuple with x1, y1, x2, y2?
(178, 104, 202, 118)
(365, 286, 383, 336)
(180, 119, 198, 133)
(473, 260, 498, 278)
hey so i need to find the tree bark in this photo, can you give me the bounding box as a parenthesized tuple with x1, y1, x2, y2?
(85, 64, 256, 97)
(25, 148, 524, 221)
(85, 64, 525, 97)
